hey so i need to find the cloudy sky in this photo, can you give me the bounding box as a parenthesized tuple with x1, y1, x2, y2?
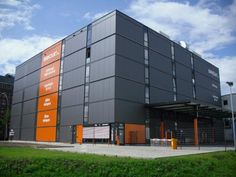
(0, 0, 235, 94)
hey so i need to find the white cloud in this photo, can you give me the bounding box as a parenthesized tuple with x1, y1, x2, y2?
(127, 0, 236, 95)
(208, 56, 236, 95)
(0, 0, 40, 33)
(0, 35, 62, 75)
(83, 11, 110, 21)
(127, 0, 236, 56)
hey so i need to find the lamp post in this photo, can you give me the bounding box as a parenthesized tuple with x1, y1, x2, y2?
(226, 82, 236, 151)
(0, 92, 9, 140)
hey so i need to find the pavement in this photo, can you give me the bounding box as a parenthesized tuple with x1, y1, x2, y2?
(1, 140, 234, 159)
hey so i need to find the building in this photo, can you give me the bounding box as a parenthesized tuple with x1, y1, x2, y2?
(0, 74, 14, 140)
(10, 10, 230, 145)
(222, 94, 236, 141)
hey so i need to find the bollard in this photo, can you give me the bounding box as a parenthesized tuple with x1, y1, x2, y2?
(171, 138, 177, 149)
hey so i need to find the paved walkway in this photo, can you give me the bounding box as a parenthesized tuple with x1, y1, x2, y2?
(3, 141, 234, 159)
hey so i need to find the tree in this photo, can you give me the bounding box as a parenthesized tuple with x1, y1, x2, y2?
(0, 108, 11, 140)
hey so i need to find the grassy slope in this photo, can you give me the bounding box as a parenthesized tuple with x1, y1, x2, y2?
(0, 147, 235, 177)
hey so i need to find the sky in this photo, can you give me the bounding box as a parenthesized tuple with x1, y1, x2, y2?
(0, 0, 235, 94)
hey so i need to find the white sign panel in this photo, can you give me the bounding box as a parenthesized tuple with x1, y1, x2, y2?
(94, 126, 110, 139)
(83, 126, 110, 139)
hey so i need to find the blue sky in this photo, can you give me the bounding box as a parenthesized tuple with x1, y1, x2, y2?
(0, 0, 235, 94)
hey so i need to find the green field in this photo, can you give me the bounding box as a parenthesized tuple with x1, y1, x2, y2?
(0, 147, 235, 177)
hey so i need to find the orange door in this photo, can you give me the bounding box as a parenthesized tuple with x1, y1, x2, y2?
(36, 127, 56, 142)
(76, 125, 83, 144)
(125, 124, 145, 144)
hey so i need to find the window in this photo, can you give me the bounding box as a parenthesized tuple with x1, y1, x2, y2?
(85, 65, 90, 77)
(223, 100, 228, 105)
(193, 87, 196, 99)
(145, 67, 149, 78)
(145, 87, 150, 104)
(86, 48, 91, 59)
(144, 28, 148, 47)
(86, 57, 91, 64)
(191, 55, 194, 69)
(144, 48, 148, 60)
(85, 85, 89, 97)
(87, 24, 92, 46)
(174, 93, 177, 101)
(145, 87, 149, 98)
(171, 43, 175, 60)
(172, 66, 176, 76)
(84, 105, 89, 118)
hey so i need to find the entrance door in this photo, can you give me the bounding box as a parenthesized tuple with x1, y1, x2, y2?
(76, 125, 83, 144)
(71, 125, 76, 144)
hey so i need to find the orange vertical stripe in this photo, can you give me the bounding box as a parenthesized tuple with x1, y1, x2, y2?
(160, 121, 165, 139)
(194, 118, 198, 145)
(76, 125, 83, 144)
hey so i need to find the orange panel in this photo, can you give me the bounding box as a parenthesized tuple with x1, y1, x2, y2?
(36, 127, 56, 142)
(160, 121, 165, 139)
(40, 60, 60, 82)
(37, 110, 57, 127)
(76, 125, 83, 144)
(41, 41, 62, 67)
(194, 118, 198, 145)
(39, 76, 59, 96)
(125, 124, 145, 144)
(38, 93, 58, 111)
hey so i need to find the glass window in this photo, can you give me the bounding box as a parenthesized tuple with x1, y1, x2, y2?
(144, 59, 149, 65)
(144, 31, 148, 42)
(86, 48, 91, 58)
(84, 105, 89, 118)
(85, 77, 89, 83)
(87, 24, 92, 46)
(144, 41, 148, 47)
(174, 94, 177, 101)
(85, 85, 89, 97)
(85, 65, 90, 77)
(145, 87, 149, 98)
(191, 56, 194, 69)
(193, 87, 196, 99)
(173, 78, 176, 88)
(223, 100, 228, 105)
(144, 48, 148, 59)
(86, 57, 90, 64)
(171, 43, 175, 60)
(145, 67, 149, 78)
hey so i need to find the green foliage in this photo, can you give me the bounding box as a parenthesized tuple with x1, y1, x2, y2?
(0, 108, 10, 128)
(0, 147, 235, 177)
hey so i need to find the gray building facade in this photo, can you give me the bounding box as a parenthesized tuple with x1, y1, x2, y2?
(10, 10, 223, 144)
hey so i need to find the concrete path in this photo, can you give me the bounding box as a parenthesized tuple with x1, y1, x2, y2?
(2, 141, 234, 159)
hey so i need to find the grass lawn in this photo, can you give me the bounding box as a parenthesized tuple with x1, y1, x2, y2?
(0, 147, 235, 177)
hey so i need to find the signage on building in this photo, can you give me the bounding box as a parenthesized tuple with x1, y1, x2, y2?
(208, 69, 218, 78)
(37, 110, 57, 127)
(40, 61, 60, 81)
(41, 41, 62, 67)
(39, 76, 59, 96)
(38, 92, 58, 111)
